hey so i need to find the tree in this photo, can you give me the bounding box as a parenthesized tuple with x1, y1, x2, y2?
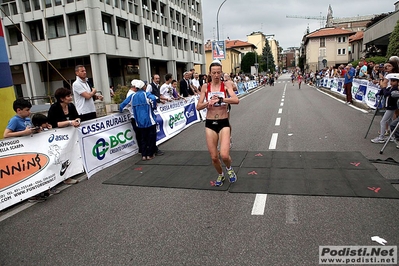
(386, 18, 399, 59)
(261, 41, 275, 73)
(241, 52, 256, 74)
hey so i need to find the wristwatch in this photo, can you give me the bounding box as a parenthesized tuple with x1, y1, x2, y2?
(218, 97, 223, 105)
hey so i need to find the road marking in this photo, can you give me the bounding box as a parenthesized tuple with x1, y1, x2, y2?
(269, 133, 278, 149)
(275, 117, 281, 126)
(251, 194, 267, 215)
(278, 108, 282, 114)
(280, 102, 284, 107)
(281, 98, 284, 101)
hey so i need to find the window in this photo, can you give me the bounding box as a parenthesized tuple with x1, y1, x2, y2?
(121, 0, 126, 10)
(28, 20, 45, 41)
(319, 48, 326, 57)
(69, 12, 86, 35)
(338, 36, 346, 43)
(32, 0, 40, 10)
(117, 19, 127, 37)
(162, 32, 167, 46)
(338, 48, 346, 55)
(154, 30, 160, 44)
(130, 23, 139, 40)
(22, 0, 31, 12)
(55, 0, 62, 6)
(103, 15, 113, 34)
(7, 25, 22, 45)
(172, 35, 176, 47)
(145, 27, 152, 43)
(45, 0, 52, 8)
(47, 16, 66, 38)
(320, 37, 325, 47)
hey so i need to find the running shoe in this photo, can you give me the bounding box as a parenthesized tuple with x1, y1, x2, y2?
(215, 174, 225, 187)
(227, 168, 237, 183)
(371, 136, 386, 144)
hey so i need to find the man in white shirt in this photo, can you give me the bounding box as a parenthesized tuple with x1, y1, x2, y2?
(192, 72, 201, 93)
(72, 65, 103, 121)
(159, 73, 174, 101)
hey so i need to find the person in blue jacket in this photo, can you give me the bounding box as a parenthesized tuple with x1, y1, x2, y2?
(130, 80, 158, 160)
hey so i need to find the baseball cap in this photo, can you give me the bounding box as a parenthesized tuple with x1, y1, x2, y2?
(211, 59, 222, 65)
(379, 63, 384, 68)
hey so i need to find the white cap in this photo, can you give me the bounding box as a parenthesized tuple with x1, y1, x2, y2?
(386, 73, 399, 80)
(131, 79, 146, 89)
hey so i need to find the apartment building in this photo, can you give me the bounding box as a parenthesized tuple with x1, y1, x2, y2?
(0, 0, 205, 103)
(302, 27, 355, 72)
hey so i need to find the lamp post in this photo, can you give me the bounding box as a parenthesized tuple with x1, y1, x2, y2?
(216, 0, 228, 41)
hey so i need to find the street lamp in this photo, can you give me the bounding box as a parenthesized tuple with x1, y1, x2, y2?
(216, 0, 228, 41)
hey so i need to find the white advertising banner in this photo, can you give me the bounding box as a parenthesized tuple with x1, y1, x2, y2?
(155, 96, 201, 145)
(0, 127, 84, 211)
(321, 78, 381, 109)
(77, 113, 139, 178)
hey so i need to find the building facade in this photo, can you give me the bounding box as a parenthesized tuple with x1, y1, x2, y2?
(247, 31, 280, 69)
(302, 28, 355, 72)
(0, 0, 205, 103)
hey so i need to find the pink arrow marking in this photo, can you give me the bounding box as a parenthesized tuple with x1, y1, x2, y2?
(248, 171, 258, 175)
(134, 167, 143, 171)
(255, 153, 263, 157)
(350, 162, 361, 167)
(367, 187, 381, 193)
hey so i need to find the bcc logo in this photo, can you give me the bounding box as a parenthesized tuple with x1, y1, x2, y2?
(92, 130, 133, 160)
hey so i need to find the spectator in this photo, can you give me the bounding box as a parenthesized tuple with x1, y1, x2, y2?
(180, 71, 194, 97)
(3, 99, 54, 202)
(3, 98, 38, 138)
(47, 87, 80, 185)
(171, 80, 184, 100)
(371, 73, 399, 144)
(72, 65, 103, 122)
(131, 80, 158, 161)
(110, 85, 115, 98)
(159, 73, 175, 101)
(48, 88, 81, 129)
(119, 81, 142, 153)
(147, 74, 167, 104)
(343, 64, 356, 105)
(191, 72, 201, 93)
(31, 113, 52, 131)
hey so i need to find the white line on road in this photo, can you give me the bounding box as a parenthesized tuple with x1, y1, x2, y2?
(275, 117, 281, 126)
(251, 194, 267, 215)
(316, 88, 368, 113)
(278, 108, 282, 114)
(280, 102, 284, 107)
(269, 133, 278, 150)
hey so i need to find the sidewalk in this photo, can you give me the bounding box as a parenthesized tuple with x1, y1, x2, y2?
(313, 85, 371, 111)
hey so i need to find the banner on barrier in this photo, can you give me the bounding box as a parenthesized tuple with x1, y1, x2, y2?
(321, 78, 382, 109)
(155, 97, 201, 145)
(0, 127, 84, 211)
(77, 113, 138, 178)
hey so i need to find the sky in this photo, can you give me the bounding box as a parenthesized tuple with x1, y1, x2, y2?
(201, 0, 396, 50)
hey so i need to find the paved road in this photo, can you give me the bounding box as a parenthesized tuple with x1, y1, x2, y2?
(1, 74, 399, 266)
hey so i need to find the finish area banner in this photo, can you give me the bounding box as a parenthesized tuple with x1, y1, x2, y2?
(0, 127, 84, 211)
(77, 113, 139, 178)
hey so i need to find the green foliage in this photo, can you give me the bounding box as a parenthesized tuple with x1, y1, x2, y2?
(261, 41, 275, 73)
(112, 85, 129, 104)
(387, 19, 399, 59)
(241, 52, 256, 73)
